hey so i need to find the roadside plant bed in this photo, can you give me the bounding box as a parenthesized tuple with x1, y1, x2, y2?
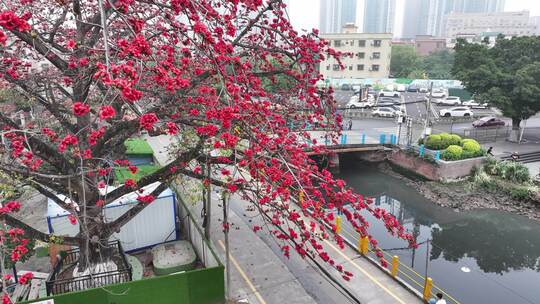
(419, 133, 486, 161)
(46, 240, 132, 295)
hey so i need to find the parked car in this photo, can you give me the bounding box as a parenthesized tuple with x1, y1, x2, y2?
(378, 97, 400, 104)
(347, 98, 374, 109)
(472, 116, 505, 128)
(428, 89, 446, 98)
(379, 89, 400, 98)
(341, 84, 353, 91)
(372, 107, 397, 117)
(439, 96, 461, 106)
(407, 86, 419, 93)
(396, 84, 406, 92)
(463, 100, 489, 109)
(439, 107, 473, 117)
(418, 87, 429, 93)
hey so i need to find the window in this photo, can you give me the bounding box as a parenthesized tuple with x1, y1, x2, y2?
(373, 40, 382, 47)
(332, 64, 340, 71)
(326, 65, 330, 70)
(358, 40, 366, 47)
(371, 64, 380, 71)
(349, 66, 353, 70)
(334, 40, 342, 47)
(356, 52, 365, 59)
(357, 64, 364, 71)
(372, 52, 381, 59)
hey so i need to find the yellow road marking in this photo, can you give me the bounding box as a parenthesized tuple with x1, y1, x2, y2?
(218, 240, 267, 304)
(324, 240, 408, 304)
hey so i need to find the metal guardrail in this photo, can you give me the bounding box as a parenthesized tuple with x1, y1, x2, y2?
(337, 222, 462, 304)
(46, 240, 132, 296)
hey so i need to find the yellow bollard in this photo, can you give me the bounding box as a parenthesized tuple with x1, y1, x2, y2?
(391, 256, 399, 277)
(423, 277, 433, 301)
(359, 236, 369, 255)
(299, 192, 305, 205)
(335, 216, 342, 234)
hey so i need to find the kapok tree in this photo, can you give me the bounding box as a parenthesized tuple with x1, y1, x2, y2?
(0, 0, 416, 290)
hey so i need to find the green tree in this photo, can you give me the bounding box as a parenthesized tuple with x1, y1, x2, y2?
(390, 45, 422, 78)
(423, 49, 454, 79)
(453, 37, 540, 141)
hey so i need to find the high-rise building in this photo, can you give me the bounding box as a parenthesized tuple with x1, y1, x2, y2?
(319, 0, 358, 34)
(401, 0, 506, 38)
(445, 11, 536, 39)
(363, 0, 396, 33)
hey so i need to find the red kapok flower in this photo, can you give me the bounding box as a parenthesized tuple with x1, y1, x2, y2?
(68, 214, 77, 225)
(166, 122, 178, 135)
(137, 194, 155, 204)
(139, 113, 158, 130)
(72, 102, 90, 116)
(66, 39, 76, 49)
(99, 105, 116, 120)
(124, 178, 137, 189)
(18, 272, 33, 285)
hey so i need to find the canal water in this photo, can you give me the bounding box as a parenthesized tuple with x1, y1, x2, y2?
(335, 159, 540, 304)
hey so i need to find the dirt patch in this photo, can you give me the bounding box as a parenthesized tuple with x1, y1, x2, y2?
(378, 162, 540, 221)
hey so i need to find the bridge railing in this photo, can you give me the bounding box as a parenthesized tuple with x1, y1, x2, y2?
(300, 131, 403, 147)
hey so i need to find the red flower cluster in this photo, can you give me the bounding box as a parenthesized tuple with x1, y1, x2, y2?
(118, 34, 151, 58)
(88, 127, 106, 146)
(137, 194, 155, 204)
(72, 102, 90, 116)
(124, 179, 137, 189)
(18, 272, 33, 285)
(42, 128, 58, 142)
(0, 30, 6, 46)
(0, 201, 21, 215)
(166, 122, 178, 135)
(68, 214, 77, 225)
(58, 134, 78, 152)
(139, 113, 158, 130)
(0, 11, 31, 32)
(99, 105, 116, 120)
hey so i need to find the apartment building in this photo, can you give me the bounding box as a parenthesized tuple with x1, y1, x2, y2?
(415, 35, 447, 56)
(445, 11, 536, 39)
(320, 26, 392, 79)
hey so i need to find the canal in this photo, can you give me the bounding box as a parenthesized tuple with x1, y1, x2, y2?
(335, 158, 540, 304)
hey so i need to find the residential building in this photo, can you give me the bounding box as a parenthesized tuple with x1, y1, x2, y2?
(320, 26, 392, 79)
(319, 0, 358, 34)
(529, 16, 540, 36)
(402, 0, 505, 38)
(363, 0, 396, 33)
(445, 11, 536, 39)
(415, 35, 447, 56)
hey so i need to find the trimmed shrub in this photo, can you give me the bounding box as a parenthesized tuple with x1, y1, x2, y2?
(442, 145, 463, 161)
(449, 134, 462, 146)
(462, 139, 481, 153)
(425, 135, 443, 150)
(439, 133, 452, 147)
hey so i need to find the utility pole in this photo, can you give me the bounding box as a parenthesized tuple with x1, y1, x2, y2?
(222, 193, 231, 300)
(423, 82, 434, 139)
(204, 162, 211, 239)
(425, 239, 430, 280)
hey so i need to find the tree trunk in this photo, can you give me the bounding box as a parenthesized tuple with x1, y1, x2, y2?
(509, 117, 521, 142)
(77, 221, 113, 272)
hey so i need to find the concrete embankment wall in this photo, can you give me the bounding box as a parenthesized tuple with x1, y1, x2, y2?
(388, 150, 485, 181)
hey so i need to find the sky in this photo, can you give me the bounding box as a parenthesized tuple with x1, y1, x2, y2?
(286, 0, 540, 37)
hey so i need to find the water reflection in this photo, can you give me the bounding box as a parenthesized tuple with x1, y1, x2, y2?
(336, 158, 540, 303)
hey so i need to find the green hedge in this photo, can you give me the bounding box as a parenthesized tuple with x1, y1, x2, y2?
(442, 145, 463, 161)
